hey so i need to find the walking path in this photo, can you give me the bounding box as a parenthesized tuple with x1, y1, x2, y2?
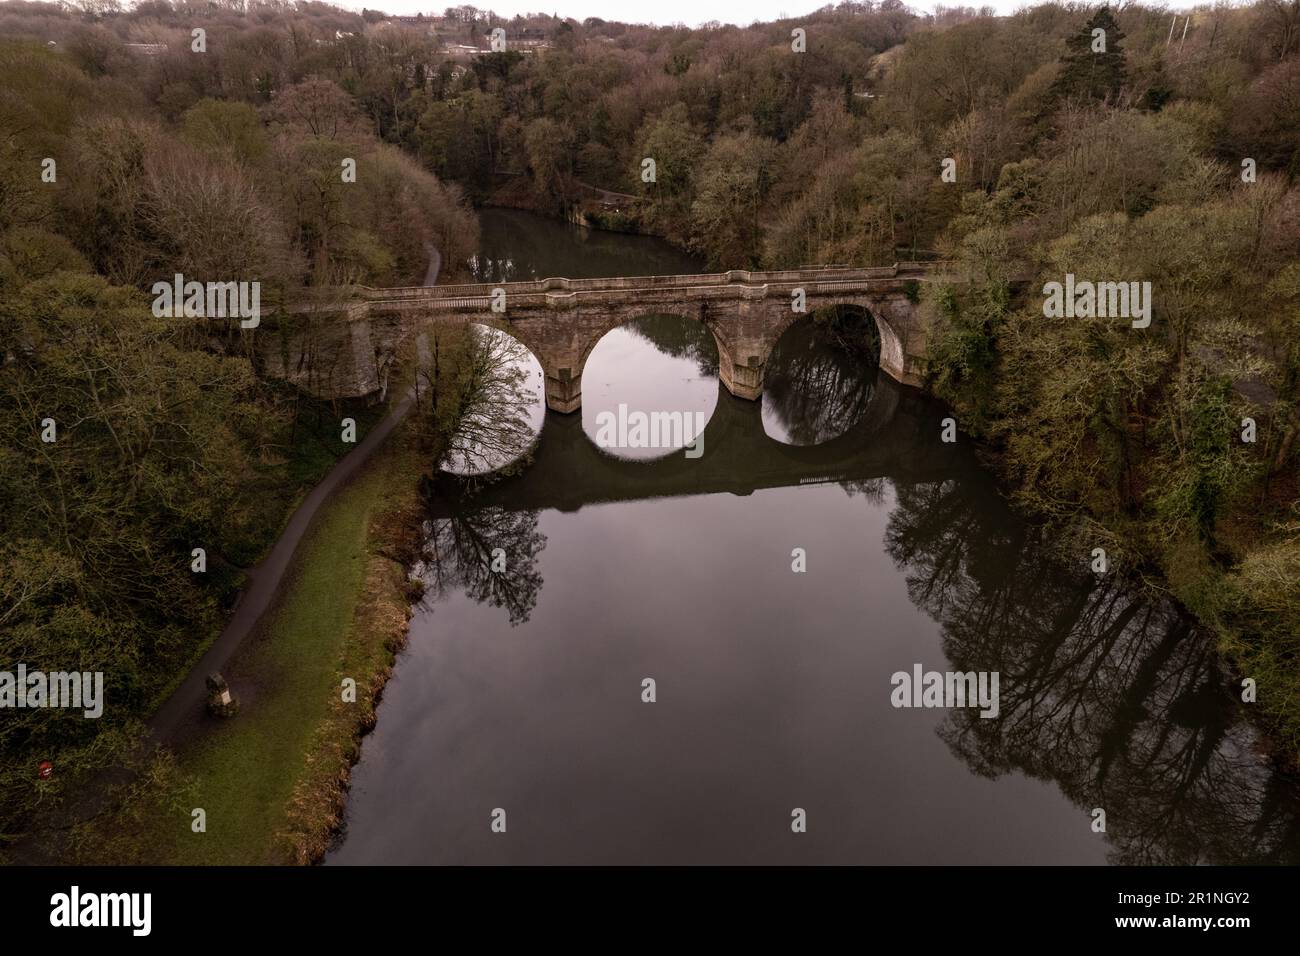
(148, 246, 439, 746)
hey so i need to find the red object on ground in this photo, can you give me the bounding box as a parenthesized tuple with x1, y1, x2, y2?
(38, 761, 53, 780)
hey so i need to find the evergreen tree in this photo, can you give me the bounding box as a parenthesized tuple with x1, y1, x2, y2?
(1049, 6, 1129, 107)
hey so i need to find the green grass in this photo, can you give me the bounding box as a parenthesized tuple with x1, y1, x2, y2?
(223, 395, 390, 568)
(158, 443, 399, 864)
(62, 356, 445, 864)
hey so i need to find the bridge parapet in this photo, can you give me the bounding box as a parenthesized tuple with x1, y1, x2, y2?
(363, 275, 931, 314)
(347, 262, 953, 304)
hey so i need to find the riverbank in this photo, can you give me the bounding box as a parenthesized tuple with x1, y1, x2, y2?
(67, 396, 433, 864)
(44, 260, 456, 862)
(174, 419, 429, 864)
(485, 175, 652, 237)
(923, 274, 1300, 770)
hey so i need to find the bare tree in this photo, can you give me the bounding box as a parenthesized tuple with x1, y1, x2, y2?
(419, 325, 540, 476)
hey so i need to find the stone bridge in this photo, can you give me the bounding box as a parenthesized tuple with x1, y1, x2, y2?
(263, 263, 952, 412)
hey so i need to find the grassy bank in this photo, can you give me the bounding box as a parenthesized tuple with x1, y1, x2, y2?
(173, 428, 424, 864)
(54, 325, 500, 865)
(70, 411, 431, 864)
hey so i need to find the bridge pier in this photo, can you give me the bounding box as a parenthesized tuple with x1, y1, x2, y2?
(717, 350, 765, 401)
(545, 363, 582, 414)
(714, 299, 778, 402)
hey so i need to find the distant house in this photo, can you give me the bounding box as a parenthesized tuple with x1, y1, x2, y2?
(455, 28, 552, 54)
(404, 61, 440, 86)
(442, 42, 484, 60)
(511, 29, 551, 51)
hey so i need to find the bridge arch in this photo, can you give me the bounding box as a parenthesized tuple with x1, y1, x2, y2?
(576, 308, 726, 376)
(574, 309, 724, 458)
(455, 314, 548, 372)
(760, 305, 884, 447)
(759, 298, 901, 391)
(388, 311, 552, 377)
(404, 312, 553, 403)
(427, 318, 547, 475)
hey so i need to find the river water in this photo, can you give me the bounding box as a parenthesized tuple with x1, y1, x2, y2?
(328, 209, 1300, 865)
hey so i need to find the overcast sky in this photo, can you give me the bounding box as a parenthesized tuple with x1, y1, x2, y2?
(360, 0, 1050, 28)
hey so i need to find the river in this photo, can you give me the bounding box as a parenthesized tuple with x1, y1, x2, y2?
(327, 209, 1300, 865)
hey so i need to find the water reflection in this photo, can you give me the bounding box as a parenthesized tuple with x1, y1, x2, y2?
(622, 314, 721, 379)
(418, 504, 545, 627)
(470, 209, 701, 282)
(886, 477, 1300, 864)
(399, 314, 1300, 864)
(581, 315, 719, 461)
(432, 372, 927, 517)
(762, 308, 881, 446)
(436, 326, 545, 477)
(331, 209, 1300, 865)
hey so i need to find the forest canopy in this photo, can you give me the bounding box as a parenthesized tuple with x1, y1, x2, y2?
(1, 0, 1299, 848)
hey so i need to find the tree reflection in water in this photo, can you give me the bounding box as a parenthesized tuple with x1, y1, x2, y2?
(618, 313, 720, 378)
(416, 502, 546, 627)
(886, 476, 1300, 864)
(763, 307, 880, 445)
(413, 301, 1300, 862)
(432, 325, 543, 477)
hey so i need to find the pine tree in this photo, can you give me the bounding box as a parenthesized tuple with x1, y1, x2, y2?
(1049, 6, 1129, 107)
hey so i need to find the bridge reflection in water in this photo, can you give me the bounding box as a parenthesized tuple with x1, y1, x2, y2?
(409, 359, 1300, 864)
(427, 371, 948, 516)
